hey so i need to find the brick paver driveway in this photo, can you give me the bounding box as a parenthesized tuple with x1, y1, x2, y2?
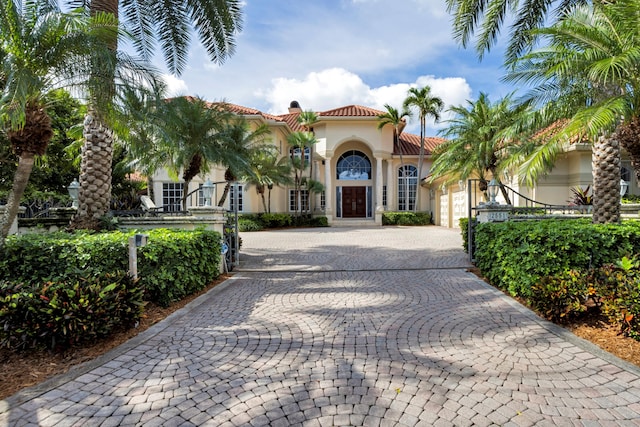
(2, 226, 640, 426)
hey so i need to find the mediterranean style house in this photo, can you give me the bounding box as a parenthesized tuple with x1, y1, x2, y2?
(150, 100, 638, 228)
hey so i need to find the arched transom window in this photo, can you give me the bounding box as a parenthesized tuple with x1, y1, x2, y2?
(336, 150, 371, 180)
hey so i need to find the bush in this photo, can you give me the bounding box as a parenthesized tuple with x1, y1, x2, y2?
(473, 219, 640, 298)
(529, 269, 590, 322)
(0, 229, 221, 307)
(459, 217, 476, 253)
(238, 217, 264, 232)
(382, 212, 432, 226)
(260, 213, 292, 228)
(0, 272, 143, 351)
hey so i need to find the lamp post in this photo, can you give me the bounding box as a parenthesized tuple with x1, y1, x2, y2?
(68, 179, 80, 208)
(620, 179, 629, 197)
(487, 178, 499, 204)
(202, 179, 214, 207)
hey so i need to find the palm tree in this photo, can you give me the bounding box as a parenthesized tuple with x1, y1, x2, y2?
(243, 146, 293, 213)
(287, 131, 317, 216)
(0, 2, 118, 243)
(297, 110, 318, 209)
(72, 0, 243, 229)
(403, 86, 444, 211)
(216, 119, 271, 207)
(445, 0, 586, 61)
(377, 104, 411, 210)
(504, 0, 640, 223)
(431, 93, 533, 204)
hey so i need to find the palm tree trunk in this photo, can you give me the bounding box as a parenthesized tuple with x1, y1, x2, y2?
(592, 134, 621, 224)
(0, 153, 35, 244)
(71, 113, 114, 230)
(218, 182, 231, 207)
(416, 119, 425, 212)
(182, 178, 192, 211)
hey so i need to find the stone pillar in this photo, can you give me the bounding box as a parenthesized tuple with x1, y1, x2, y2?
(324, 157, 333, 221)
(387, 160, 394, 211)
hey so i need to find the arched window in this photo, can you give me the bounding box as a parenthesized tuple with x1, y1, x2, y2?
(336, 150, 371, 180)
(398, 165, 417, 211)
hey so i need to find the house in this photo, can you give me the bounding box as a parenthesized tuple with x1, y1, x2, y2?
(150, 100, 638, 227)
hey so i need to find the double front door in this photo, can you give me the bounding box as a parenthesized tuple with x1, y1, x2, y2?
(342, 186, 366, 218)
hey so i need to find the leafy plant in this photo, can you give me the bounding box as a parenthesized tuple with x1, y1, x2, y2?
(530, 269, 589, 322)
(568, 185, 592, 205)
(382, 212, 432, 226)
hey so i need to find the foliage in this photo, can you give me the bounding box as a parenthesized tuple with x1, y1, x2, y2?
(459, 217, 476, 253)
(529, 269, 590, 322)
(0, 229, 221, 307)
(260, 213, 293, 228)
(568, 186, 592, 206)
(473, 219, 640, 298)
(0, 272, 143, 351)
(238, 217, 263, 232)
(622, 195, 640, 205)
(382, 212, 432, 226)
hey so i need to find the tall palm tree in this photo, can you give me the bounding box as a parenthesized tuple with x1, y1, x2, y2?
(287, 131, 317, 216)
(0, 1, 118, 243)
(243, 146, 293, 213)
(403, 86, 444, 211)
(72, 0, 243, 229)
(504, 0, 640, 223)
(431, 93, 533, 204)
(216, 119, 271, 207)
(446, 0, 587, 61)
(297, 110, 318, 210)
(377, 104, 411, 210)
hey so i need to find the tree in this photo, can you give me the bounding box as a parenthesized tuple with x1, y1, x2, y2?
(0, 2, 118, 243)
(287, 131, 317, 216)
(445, 0, 586, 62)
(72, 0, 243, 229)
(297, 110, 318, 210)
(403, 86, 444, 211)
(504, 0, 640, 223)
(431, 93, 532, 204)
(216, 119, 271, 208)
(377, 104, 411, 210)
(243, 146, 292, 213)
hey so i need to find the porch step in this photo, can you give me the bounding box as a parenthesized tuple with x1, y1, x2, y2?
(331, 219, 380, 227)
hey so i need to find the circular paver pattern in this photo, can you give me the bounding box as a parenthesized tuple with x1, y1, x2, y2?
(2, 226, 640, 426)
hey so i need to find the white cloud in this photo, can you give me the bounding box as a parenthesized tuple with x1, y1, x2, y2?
(258, 68, 472, 134)
(162, 74, 189, 97)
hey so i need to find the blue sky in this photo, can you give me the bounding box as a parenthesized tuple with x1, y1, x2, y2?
(158, 0, 513, 135)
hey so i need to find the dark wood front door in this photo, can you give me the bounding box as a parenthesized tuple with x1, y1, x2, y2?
(342, 186, 366, 218)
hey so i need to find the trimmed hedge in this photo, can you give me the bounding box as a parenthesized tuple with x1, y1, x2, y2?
(382, 212, 432, 226)
(473, 219, 640, 298)
(0, 228, 221, 307)
(237, 213, 328, 231)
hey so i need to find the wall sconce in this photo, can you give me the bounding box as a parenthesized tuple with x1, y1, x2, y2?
(620, 179, 629, 197)
(202, 179, 214, 206)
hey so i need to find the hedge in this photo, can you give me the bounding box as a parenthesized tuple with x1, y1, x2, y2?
(382, 212, 432, 226)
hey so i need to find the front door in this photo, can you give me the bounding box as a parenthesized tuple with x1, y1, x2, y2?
(342, 186, 366, 218)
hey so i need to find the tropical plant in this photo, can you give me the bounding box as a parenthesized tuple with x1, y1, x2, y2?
(297, 110, 318, 209)
(504, 0, 640, 223)
(403, 86, 444, 211)
(377, 104, 411, 210)
(0, 1, 120, 243)
(431, 92, 532, 204)
(286, 131, 317, 217)
(446, 0, 585, 62)
(216, 119, 271, 207)
(242, 146, 292, 213)
(71, 0, 243, 229)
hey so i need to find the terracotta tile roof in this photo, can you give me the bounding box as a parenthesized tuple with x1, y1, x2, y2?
(216, 102, 284, 122)
(277, 112, 305, 132)
(396, 134, 446, 156)
(319, 105, 386, 117)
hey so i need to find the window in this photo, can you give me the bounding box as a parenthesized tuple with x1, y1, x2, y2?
(291, 147, 310, 166)
(336, 150, 371, 180)
(229, 184, 243, 212)
(289, 189, 309, 212)
(398, 165, 417, 211)
(162, 183, 183, 212)
(320, 191, 326, 211)
(382, 185, 387, 207)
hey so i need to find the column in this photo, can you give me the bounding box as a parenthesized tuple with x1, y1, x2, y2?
(376, 157, 383, 212)
(324, 157, 332, 216)
(387, 160, 394, 211)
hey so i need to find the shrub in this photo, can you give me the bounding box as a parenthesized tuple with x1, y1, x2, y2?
(0, 272, 143, 351)
(529, 269, 590, 322)
(459, 217, 476, 253)
(239, 217, 264, 232)
(382, 212, 432, 226)
(260, 213, 292, 228)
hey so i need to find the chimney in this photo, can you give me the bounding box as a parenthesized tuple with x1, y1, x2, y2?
(288, 100, 302, 114)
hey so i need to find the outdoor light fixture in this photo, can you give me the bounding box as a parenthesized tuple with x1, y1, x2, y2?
(620, 179, 629, 197)
(202, 179, 214, 207)
(68, 179, 80, 208)
(487, 178, 500, 204)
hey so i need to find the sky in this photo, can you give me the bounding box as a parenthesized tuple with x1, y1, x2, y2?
(156, 0, 513, 136)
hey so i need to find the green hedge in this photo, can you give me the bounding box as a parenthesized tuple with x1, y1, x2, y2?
(382, 212, 432, 226)
(0, 228, 221, 307)
(238, 213, 328, 231)
(474, 219, 640, 298)
(0, 272, 144, 350)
